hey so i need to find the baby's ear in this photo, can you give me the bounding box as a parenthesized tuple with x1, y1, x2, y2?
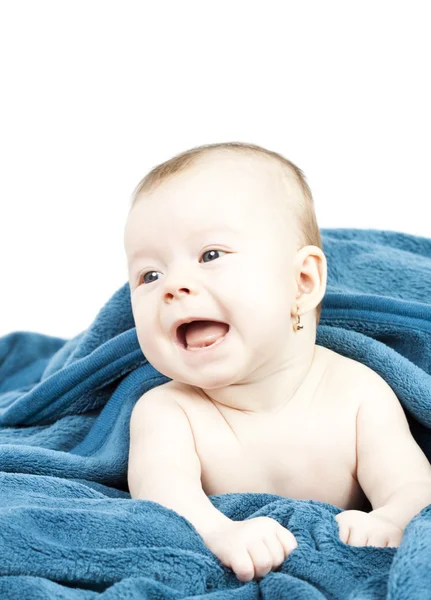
(294, 246, 327, 309)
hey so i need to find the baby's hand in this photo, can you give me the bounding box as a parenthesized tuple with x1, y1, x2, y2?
(204, 516, 298, 582)
(335, 510, 404, 548)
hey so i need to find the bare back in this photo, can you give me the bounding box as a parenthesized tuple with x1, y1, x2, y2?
(163, 345, 370, 511)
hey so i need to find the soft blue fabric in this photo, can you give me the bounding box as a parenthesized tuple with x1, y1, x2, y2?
(1, 227, 430, 599)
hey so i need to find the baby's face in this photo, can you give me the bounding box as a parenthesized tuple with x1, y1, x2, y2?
(124, 155, 300, 386)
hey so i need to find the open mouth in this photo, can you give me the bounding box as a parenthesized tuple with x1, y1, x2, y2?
(176, 320, 230, 351)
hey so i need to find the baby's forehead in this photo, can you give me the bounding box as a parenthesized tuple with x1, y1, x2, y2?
(126, 153, 300, 248)
(136, 151, 297, 209)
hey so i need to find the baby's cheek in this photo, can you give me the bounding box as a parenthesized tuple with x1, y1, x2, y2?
(135, 323, 157, 356)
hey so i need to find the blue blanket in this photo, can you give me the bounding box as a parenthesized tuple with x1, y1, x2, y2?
(1, 227, 430, 599)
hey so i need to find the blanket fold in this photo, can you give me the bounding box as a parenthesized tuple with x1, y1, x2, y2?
(1, 228, 430, 599)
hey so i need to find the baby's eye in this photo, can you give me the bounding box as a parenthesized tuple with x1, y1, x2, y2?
(201, 249, 226, 263)
(137, 249, 227, 285)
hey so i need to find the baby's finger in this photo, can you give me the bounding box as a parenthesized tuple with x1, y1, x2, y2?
(365, 533, 388, 548)
(386, 530, 403, 547)
(247, 539, 273, 579)
(336, 521, 350, 544)
(230, 550, 255, 583)
(261, 535, 285, 568)
(347, 528, 367, 547)
(275, 526, 298, 556)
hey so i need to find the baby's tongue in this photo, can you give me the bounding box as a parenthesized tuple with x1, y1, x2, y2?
(185, 320, 229, 349)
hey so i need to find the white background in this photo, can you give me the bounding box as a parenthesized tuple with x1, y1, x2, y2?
(1, 1, 430, 339)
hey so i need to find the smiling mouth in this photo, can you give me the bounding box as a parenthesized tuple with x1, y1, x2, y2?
(176, 320, 230, 350)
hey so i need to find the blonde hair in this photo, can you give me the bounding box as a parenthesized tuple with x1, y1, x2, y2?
(129, 141, 323, 327)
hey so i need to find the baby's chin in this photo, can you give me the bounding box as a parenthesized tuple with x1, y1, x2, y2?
(141, 329, 258, 385)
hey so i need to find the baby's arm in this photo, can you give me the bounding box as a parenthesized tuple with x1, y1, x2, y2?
(355, 369, 431, 530)
(128, 387, 232, 538)
(128, 387, 298, 581)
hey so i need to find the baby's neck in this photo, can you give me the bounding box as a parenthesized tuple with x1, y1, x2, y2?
(194, 344, 329, 417)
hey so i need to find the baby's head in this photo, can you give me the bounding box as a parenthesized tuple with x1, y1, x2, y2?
(124, 142, 327, 388)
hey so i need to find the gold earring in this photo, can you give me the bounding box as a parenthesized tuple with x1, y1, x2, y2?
(294, 307, 303, 332)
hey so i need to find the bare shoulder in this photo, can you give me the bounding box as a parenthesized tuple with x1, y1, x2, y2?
(133, 380, 185, 411)
(319, 346, 398, 419)
(324, 346, 380, 381)
(139, 380, 196, 406)
(326, 348, 395, 402)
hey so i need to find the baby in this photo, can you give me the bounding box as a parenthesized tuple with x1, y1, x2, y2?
(124, 142, 431, 582)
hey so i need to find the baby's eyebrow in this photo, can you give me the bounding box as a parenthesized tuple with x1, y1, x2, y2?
(129, 226, 240, 264)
